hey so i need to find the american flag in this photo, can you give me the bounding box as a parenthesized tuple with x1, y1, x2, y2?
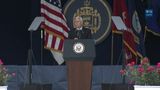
(41, 0, 69, 64)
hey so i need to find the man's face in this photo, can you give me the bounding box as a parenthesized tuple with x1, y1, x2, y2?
(74, 17, 82, 28)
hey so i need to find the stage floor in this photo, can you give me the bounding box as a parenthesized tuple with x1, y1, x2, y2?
(7, 65, 124, 90)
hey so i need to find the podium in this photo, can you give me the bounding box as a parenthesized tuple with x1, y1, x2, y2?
(63, 39, 96, 90)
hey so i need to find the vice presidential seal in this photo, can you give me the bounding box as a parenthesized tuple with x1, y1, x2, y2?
(64, 0, 111, 44)
(73, 42, 85, 54)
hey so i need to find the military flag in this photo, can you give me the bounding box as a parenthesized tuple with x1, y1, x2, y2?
(126, 0, 146, 61)
(112, 0, 137, 63)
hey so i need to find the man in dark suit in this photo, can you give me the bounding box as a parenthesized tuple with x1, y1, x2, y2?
(68, 16, 92, 39)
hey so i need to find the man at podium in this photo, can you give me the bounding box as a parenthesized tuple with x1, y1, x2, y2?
(64, 16, 95, 90)
(68, 16, 92, 39)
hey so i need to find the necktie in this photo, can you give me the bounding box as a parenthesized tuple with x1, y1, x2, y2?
(76, 30, 81, 39)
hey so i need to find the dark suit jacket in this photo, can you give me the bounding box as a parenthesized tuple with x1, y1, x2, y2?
(68, 27, 92, 39)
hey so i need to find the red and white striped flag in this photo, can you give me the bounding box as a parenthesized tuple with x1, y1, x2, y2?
(41, 0, 69, 64)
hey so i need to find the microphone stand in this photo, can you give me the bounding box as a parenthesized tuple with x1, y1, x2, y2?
(121, 31, 126, 84)
(28, 30, 34, 85)
(27, 16, 44, 85)
(111, 16, 127, 84)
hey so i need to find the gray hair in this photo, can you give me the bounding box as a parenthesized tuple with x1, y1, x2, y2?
(74, 16, 83, 23)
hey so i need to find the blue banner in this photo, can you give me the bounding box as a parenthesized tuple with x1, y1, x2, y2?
(145, 0, 160, 36)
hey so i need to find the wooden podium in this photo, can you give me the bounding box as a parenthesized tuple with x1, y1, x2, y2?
(63, 39, 95, 90)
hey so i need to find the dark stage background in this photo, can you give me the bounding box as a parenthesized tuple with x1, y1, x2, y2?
(0, 0, 159, 65)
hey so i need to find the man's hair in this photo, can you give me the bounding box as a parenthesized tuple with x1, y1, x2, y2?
(74, 16, 83, 22)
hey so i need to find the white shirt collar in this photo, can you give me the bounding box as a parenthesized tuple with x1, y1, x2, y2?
(76, 27, 82, 30)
